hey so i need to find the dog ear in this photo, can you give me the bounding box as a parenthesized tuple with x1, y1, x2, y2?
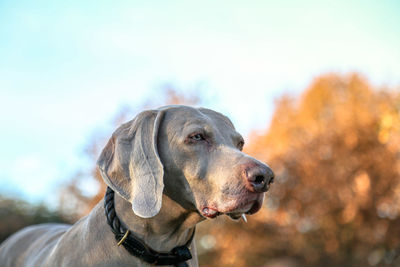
(97, 110, 165, 218)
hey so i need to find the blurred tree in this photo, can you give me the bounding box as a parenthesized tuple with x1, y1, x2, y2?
(0, 195, 69, 243)
(57, 74, 400, 266)
(197, 73, 400, 266)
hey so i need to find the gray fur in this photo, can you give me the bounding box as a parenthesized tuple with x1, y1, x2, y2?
(0, 105, 272, 267)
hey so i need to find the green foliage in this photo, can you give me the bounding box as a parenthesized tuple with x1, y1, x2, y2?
(0, 195, 70, 243)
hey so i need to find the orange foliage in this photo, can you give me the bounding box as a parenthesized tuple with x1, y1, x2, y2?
(59, 74, 400, 266)
(199, 73, 400, 266)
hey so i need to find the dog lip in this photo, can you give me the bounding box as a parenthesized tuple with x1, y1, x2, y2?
(246, 200, 262, 214)
(225, 195, 264, 216)
(200, 193, 264, 219)
(201, 207, 220, 218)
(223, 200, 255, 214)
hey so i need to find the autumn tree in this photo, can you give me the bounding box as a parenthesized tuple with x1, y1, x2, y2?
(197, 73, 400, 267)
(58, 74, 400, 266)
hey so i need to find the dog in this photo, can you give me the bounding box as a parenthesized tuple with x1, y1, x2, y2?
(0, 105, 274, 266)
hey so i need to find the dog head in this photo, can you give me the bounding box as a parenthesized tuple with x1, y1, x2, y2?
(97, 105, 274, 220)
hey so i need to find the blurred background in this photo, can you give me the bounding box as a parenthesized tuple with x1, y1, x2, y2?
(1, 0, 400, 266)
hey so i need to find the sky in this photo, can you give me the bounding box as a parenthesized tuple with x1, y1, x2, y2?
(0, 0, 399, 205)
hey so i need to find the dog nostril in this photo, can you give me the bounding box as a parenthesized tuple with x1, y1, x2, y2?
(254, 175, 265, 185)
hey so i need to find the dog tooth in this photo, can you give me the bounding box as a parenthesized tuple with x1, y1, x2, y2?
(242, 214, 247, 223)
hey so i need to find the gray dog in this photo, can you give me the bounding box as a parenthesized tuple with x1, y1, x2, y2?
(0, 105, 274, 267)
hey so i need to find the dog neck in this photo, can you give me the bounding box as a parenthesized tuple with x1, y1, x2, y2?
(113, 191, 204, 252)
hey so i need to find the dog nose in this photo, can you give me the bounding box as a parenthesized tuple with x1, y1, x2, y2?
(245, 164, 274, 193)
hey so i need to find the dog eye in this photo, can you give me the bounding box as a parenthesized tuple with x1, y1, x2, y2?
(190, 133, 205, 141)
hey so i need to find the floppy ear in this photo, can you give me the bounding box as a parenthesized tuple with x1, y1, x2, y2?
(97, 110, 165, 218)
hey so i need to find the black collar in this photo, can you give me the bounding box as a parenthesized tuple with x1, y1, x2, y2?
(104, 187, 195, 267)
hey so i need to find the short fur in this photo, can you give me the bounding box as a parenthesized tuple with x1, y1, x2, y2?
(0, 105, 273, 267)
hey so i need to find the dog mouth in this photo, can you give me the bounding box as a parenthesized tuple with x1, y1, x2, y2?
(200, 196, 263, 220)
(226, 200, 263, 220)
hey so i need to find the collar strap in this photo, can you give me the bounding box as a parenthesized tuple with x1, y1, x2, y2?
(104, 187, 194, 266)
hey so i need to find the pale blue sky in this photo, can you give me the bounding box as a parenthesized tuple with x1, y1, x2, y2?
(0, 0, 399, 204)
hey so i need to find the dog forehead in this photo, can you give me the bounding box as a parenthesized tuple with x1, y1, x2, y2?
(160, 105, 236, 132)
